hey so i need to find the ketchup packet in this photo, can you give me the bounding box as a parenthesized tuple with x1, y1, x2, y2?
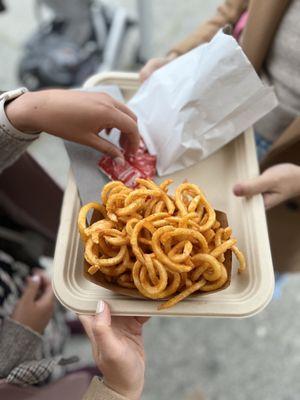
(98, 141, 156, 188)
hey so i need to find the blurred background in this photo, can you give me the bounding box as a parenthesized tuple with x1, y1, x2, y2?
(0, 0, 220, 190)
(1, 1, 300, 400)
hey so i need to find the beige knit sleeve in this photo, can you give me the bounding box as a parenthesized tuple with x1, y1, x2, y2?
(82, 377, 130, 400)
(0, 98, 39, 173)
(170, 0, 248, 55)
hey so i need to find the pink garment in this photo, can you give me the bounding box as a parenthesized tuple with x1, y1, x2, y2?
(233, 11, 249, 41)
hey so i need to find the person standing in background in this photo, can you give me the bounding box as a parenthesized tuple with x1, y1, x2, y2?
(140, 0, 300, 275)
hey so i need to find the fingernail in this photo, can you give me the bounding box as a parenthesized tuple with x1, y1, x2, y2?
(96, 300, 105, 314)
(114, 157, 125, 166)
(31, 275, 40, 283)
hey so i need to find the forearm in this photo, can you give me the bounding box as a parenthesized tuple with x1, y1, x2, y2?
(170, 0, 248, 55)
(241, 0, 291, 73)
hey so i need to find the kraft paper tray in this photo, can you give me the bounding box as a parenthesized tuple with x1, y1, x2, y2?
(53, 72, 274, 317)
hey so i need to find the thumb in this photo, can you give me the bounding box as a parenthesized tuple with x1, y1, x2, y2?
(79, 301, 111, 347)
(91, 301, 119, 354)
(92, 300, 112, 335)
(22, 275, 41, 301)
(233, 175, 272, 198)
(79, 301, 110, 343)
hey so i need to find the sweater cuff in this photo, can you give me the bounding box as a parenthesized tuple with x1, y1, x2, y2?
(0, 318, 43, 378)
(0, 97, 40, 173)
(83, 377, 130, 400)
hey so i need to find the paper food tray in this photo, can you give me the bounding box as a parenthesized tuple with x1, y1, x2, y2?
(53, 72, 274, 317)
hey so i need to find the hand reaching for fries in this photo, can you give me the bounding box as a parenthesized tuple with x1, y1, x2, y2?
(233, 163, 300, 209)
(79, 301, 149, 400)
(11, 271, 55, 334)
(5, 90, 140, 161)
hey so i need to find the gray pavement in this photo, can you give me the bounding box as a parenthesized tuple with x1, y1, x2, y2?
(1, 1, 300, 399)
(143, 278, 300, 400)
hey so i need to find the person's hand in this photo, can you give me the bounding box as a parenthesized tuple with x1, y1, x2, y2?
(140, 51, 178, 82)
(79, 301, 149, 400)
(233, 163, 300, 209)
(11, 271, 55, 334)
(5, 90, 140, 161)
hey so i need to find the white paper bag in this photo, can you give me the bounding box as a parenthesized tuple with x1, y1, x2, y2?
(128, 30, 278, 176)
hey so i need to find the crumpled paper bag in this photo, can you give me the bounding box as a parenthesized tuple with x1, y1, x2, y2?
(129, 29, 278, 176)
